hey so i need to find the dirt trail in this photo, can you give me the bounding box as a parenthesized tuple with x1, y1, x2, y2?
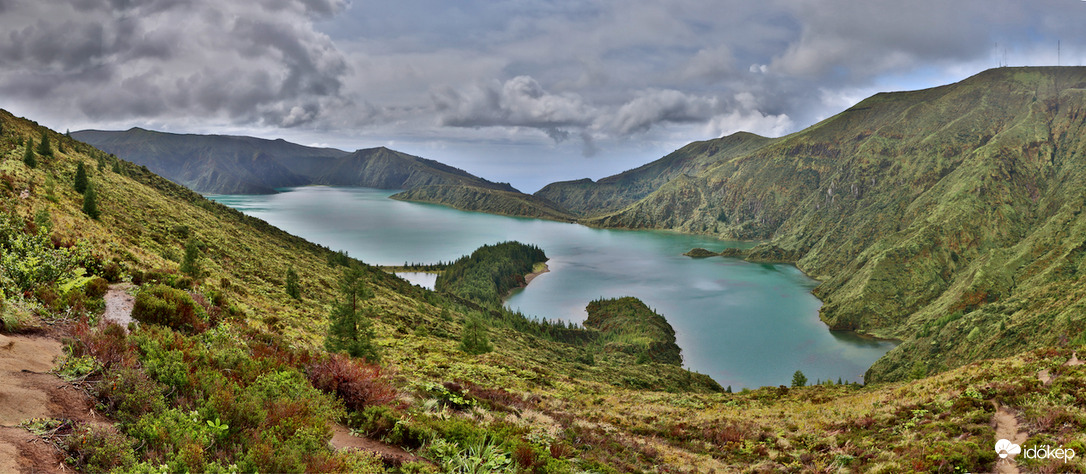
(330, 424, 431, 467)
(993, 403, 1028, 474)
(102, 283, 136, 329)
(0, 332, 102, 473)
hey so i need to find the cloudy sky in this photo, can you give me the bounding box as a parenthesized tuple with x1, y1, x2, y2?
(2, 0, 1083, 191)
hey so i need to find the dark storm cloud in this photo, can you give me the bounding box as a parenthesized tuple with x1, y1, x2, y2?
(4, 0, 1086, 180)
(0, 0, 349, 127)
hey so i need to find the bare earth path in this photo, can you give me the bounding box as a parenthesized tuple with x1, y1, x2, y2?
(0, 332, 102, 473)
(993, 353, 1083, 474)
(102, 283, 136, 328)
(330, 423, 432, 467)
(992, 402, 1028, 474)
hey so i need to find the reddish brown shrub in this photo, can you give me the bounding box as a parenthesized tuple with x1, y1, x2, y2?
(464, 383, 531, 412)
(307, 353, 399, 411)
(513, 443, 543, 469)
(69, 320, 135, 369)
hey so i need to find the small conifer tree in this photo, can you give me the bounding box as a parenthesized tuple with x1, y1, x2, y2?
(37, 130, 51, 157)
(459, 315, 493, 355)
(74, 162, 88, 193)
(325, 266, 380, 362)
(82, 181, 100, 219)
(23, 139, 36, 168)
(180, 237, 201, 278)
(791, 370, 807, 388)
(285, 266, 300, 300)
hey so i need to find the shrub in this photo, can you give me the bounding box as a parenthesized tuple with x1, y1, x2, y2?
(132, 284, 203, 333)
(347, 405, 398, 438)
(63, 424, 136, 473)
(101, 261, 122, 282)
(85, 277, 109, 299)
(68, 320, 134, 369)
(95, 366, 166, 425)
(307, 353, 399, 411)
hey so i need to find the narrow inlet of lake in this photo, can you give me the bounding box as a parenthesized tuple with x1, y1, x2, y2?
(209, 186, 896, 389)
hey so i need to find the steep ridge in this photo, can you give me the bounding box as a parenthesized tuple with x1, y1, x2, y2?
(535, 131, 773, 216)
(390, 184, 575, 221)
(73, 128, 516, 194)
(560, 67, 1086, 381)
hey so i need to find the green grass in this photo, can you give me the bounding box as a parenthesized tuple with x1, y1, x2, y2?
(5, 77, 1086, 472)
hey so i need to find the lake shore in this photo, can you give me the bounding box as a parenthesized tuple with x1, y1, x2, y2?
(524, 261, 549, 285)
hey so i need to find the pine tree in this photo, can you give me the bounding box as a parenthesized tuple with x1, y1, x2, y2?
(459, 315, 493, 355)
(325, 266, 380, 362)
(791, 370, 807, 388)
(180, 237, 201, 278)
(37, 131, 51, 157)
(23, 139, 36, 168)
(285, 266, 300, 300)
(82, 181, 100, 219)
(74, 162, 88, 193)
(111, 158, 122, 174)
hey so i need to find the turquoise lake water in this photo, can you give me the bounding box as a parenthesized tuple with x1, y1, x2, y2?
(209, 186, 896, 389)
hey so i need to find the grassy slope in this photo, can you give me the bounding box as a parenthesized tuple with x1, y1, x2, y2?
(535, 67, 1086, 383)
(391, 184, 576, 221)
(4, 109, 1086, 472)
(535, 131, 774, 217)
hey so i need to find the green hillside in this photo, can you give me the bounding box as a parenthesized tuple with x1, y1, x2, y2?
(391, 184, 575, 221)
(535, 131, 773, 216)
(476, 67, 1086, 383)
(73, 129, 516, 195)
(4, 102, 1086, 472)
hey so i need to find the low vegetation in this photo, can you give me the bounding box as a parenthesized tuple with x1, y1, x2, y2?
(3, 96, 1086, 472)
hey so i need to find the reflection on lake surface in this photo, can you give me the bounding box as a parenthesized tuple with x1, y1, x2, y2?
(209, 186, 897, 388)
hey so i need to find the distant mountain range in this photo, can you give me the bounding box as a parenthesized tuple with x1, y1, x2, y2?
(73, 67, 1086, 383)
(73, 128, 516, 195)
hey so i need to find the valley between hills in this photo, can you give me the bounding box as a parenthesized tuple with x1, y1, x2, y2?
(0, 66, 1083, 472)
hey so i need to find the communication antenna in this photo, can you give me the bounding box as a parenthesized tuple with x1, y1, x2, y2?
(1058, 40, 1061, 67)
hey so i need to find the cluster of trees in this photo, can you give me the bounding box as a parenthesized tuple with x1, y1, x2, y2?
(583, 297, 682, 366)
(434, 241, 546, 305)
(394, 261, 449, 272)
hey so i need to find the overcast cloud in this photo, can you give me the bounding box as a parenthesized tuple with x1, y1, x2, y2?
(2, 0, 1083, 191)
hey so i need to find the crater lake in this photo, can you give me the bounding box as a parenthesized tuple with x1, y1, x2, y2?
(209, 186, 896, 389)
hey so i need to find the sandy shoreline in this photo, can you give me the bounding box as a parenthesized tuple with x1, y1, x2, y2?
(523, 261, 550, 285)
